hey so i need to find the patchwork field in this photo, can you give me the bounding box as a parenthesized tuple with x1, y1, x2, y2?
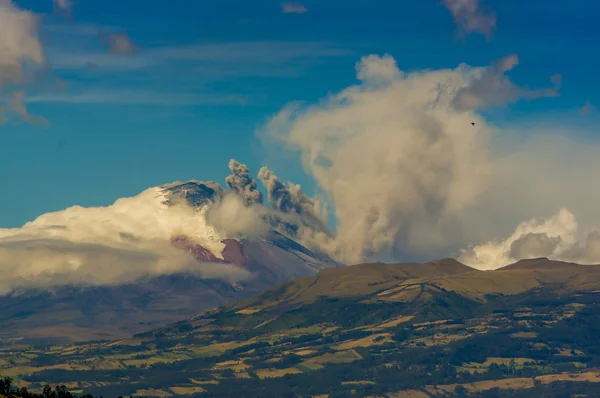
(4, 259, 600, 397)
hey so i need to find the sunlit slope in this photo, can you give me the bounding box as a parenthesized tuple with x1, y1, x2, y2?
(234, 258, 475, 309)
(234, 257, 600, 312)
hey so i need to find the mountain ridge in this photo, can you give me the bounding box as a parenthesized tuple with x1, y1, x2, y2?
(4, 257, 600, 397)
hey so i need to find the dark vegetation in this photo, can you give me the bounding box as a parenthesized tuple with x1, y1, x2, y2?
(5, 260, 600, 397)
(0, 377, 96, 398)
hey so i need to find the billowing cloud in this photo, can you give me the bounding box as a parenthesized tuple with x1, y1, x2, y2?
(0, 0, 44, 87)
(258, 166, 328, 231)
(281, 2, 307, 14)
(459, 209, 600, 270)
(225, 159, 264, 205)
(356, 54, 403, 86)
(259, 53, 600, 267)
(443, 0, 496, 39)
(205, 192, 270, 239)
(0, 187, 252, 294)
(0, 157, 341, 293)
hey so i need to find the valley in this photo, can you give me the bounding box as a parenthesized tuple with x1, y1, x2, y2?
(4, 258, 600, 397)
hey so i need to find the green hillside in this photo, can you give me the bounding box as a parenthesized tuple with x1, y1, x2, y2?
(3, 258, 600, 397)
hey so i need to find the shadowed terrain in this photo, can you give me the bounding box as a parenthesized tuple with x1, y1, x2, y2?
(0, 231, 338, 344)
(4, 258, 600, 397)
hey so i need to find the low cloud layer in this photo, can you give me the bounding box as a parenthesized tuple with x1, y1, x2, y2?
(459, 209, 600, 270)
(0, 187, 252, 294)
(443, 0, 496, 39)
(260, 53, 600, 267)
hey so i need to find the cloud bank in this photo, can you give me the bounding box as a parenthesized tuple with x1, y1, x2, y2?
(0, 187, 252, 294)
(259, 53, 600, 268)
(459, 209, 600, 270)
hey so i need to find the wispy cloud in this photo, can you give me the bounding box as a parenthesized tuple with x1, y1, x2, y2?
(53, 0, 72, 18)
(443, 0, 496, 39)
(47, 40, 349, 71)
(1, 91, 48, 126)
(24, 90, 252, 106)
(580, 99, 595, 115)
(451, 55, 560, 111)
(37, 22, 352, 107)
(281, 2, 307, 14)
(98, 31, 139, 55)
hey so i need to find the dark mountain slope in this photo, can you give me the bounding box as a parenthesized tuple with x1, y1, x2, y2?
(5, 258, 600, 397)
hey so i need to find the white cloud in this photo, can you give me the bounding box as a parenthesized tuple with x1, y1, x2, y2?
(443, 0, 496, 39)
(356, 54, 403, 86)
(205, 194, 270, 240)
(0, 187, 253, 294)
(260, 53, 600, 268)
(459, 209, 600, 269)
(45, 36, 350, 71)
(0, 0, 44, 87)
(24, 90, 251, 106)
(281, 2, 307, 14)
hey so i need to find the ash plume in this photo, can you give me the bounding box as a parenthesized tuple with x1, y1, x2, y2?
(259, 53, 600, 267)
(225, 159, 264, 205)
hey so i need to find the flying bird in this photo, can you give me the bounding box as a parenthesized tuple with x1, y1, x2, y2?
(471, 122, 475, 126)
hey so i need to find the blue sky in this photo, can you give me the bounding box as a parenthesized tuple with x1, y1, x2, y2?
(1, 0, 600, 228)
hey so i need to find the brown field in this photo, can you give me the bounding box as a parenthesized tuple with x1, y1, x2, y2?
(368, 316, 415, 330)
(510, 332, 538, 339)
(211, 360, 250, 372)
(235, 308, 263, 315)
(133, 389, 173, 397)
(305, 350, 362, 365)
(384, 390, 430, 398)
(189, 379, 219, 385)
(168, 386, 207, 395)
(256, 368, 303, 379)
(426, 377, 534, 394)
(537, 372, 600, 384)
(411, 332, 471, 348)
(292, 349, 317, 356)
(335, 333, 392, 350)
